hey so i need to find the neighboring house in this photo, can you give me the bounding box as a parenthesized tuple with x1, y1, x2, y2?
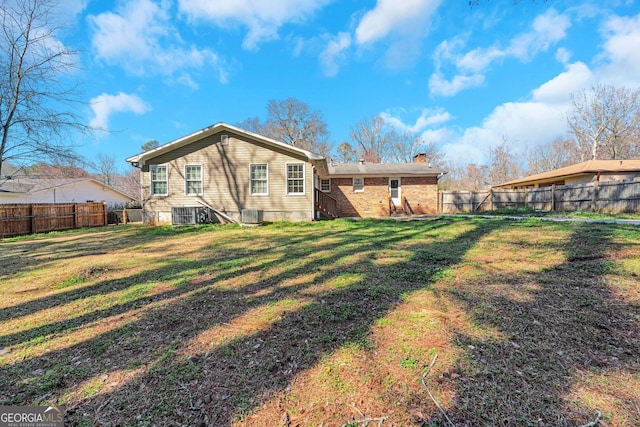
(0, 178, 136, 207)
(494, 160, 640, 189)
(126, 122, 446, 224)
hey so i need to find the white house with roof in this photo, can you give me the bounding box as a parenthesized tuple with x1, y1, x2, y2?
(0, 178, 136, 207)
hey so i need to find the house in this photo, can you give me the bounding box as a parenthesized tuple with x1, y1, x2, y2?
(125, 122, 446, 224)
(317, 160, 443, 217)
(494, 159, 640, 189)
(0, 178, 136, 207)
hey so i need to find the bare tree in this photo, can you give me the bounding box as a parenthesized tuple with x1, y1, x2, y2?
(488, 142, 522, 186)
(119, 166, 141, 202)
(335, 141, 357, 163)
(390, 131, 444, 165)
(237, 98, 331, 155)
(525, 138, 581, 174)
(235, 117, 265, 136)
(140, 140, 160, 152)
(0, 0, 88, 177)
(93, 153, 119, 186)
(568, 84, 640, 160)
(349, 115, 396, 163)
(264, 98, 331, 155)
(440, 161, 489, 191)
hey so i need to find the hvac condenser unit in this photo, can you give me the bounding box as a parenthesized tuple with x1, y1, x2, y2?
(241, 209, 263, 224)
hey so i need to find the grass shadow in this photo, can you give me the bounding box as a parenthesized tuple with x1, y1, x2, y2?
(1, 218, 502, 426)
(437, 222, 640, 426)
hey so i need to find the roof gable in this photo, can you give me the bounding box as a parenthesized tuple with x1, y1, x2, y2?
(126, 122, 324, 166)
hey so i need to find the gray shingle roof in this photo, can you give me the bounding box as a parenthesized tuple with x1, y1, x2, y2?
(327, 162, 445, 177)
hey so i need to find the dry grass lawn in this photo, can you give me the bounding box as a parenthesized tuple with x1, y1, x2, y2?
(0, 217, 639, 426)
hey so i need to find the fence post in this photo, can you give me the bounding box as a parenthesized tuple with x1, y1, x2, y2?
(551, 185, 556, 211)
(30, 204, 35, 234)
(592, 180, 600, 212)
(73, 204, 78, 228)
(490, 189, 494, 211)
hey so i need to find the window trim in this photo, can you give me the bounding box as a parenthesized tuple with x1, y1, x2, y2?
(250, 163, 269, 196)
(320, 178, 331, 193)
(353, 177, 364, 192)
(286, 162, 306, 195)
(184, 164, 203, 196)
(150, 165, 168, 196)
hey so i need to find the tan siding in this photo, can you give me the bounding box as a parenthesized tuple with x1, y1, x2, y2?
(141, 131, 314, 223)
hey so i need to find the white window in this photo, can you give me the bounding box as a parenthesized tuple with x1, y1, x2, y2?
(286, 163, 305, 195)
(320, 178, 331, 192)
(353, 177, 364, 192)
(150, 165, 168, 195)
(221, 134, 229, 145)
(250, 164, 268, 195)
(185, 165, 203, 195)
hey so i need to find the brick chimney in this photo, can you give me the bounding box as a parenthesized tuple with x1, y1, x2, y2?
(413, 153, 427, 163)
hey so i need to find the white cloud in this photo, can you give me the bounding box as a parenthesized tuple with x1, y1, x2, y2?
(355, 0, 442, 45)
(430, 60, 592, 165)
(354, 0, 443, 68)
(455, 9, 570, 72)
(319, 32, 351, 77)
(532, 61, 593, 104)
(443, 96, 572, 165)
(90, 93, 150, 130)
(89, 0, 226, 83)
(177, 0, 332, 50)
(382, 108, 453, 135)
(555, 47, 572, 64)
(597, 12, 640, 87)
(429, 9, 571, 97)
(419, 128, 455, 145)
(429, 72, 485, 97)
(508, 9, 571, 61)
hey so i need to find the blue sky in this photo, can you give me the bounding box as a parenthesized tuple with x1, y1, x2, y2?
(55, 0, 640, 171)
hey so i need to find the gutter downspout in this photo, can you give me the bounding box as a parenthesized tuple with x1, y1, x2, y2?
(311, 164, 316, 220)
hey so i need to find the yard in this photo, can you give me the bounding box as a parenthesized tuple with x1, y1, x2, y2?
(0, 218, 639, 426)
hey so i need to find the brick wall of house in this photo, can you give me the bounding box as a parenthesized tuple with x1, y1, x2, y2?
(401, 176, 439, 214)
(330, 177, 389, 217)
(329, 176, 439, 217)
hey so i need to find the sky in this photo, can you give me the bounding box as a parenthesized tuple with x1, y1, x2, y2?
(50, 0, 640, 171)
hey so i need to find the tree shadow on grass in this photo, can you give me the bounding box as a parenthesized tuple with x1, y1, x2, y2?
(0, 218, 502, 426)
(438, 223, 640, 426)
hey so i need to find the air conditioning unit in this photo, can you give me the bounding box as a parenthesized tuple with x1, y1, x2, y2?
(241, 209, 263, 224)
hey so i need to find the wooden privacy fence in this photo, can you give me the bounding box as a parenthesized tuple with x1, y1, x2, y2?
(107, 208, 143, 224)
(440, 179, 640, 214)
(0, 202, 107, 238)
